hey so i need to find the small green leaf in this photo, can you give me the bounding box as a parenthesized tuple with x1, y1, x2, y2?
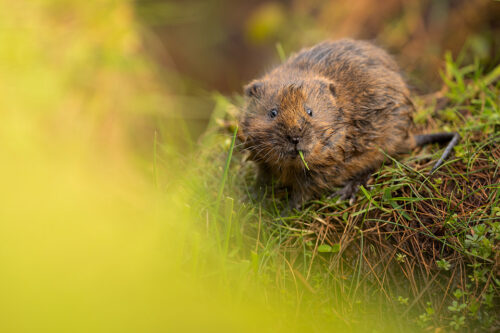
(437, 259, 451, 271)
(317, 243, 340, 253)
(397, 296, 409, 305)
(453, 289, 464, 299)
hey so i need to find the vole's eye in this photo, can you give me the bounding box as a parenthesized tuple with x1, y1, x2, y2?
(306, 108, 313, 117)
(269, 108, 278, 118)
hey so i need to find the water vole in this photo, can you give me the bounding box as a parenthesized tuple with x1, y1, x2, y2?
(238, 39, 459, 210)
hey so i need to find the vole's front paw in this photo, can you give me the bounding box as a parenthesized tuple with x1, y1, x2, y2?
(244, 184, 267, 203)
(279, 199, 300, 218)
(280, 191, 305, 216)
(330, 182, 360, 205)
(329, 171, 373, 205)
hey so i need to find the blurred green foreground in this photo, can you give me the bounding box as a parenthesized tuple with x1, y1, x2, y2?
(0, 1, 279, 331)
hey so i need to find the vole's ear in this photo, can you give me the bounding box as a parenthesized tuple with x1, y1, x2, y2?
(329, 82, 336, 97)
(244, 81, 264, 98)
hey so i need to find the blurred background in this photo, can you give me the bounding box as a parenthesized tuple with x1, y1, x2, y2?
(136, 0, 500, 138)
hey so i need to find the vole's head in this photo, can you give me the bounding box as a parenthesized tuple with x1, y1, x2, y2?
(239, 77, 344, 169)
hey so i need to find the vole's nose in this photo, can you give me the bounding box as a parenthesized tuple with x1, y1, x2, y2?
(288, 136, 300, 145)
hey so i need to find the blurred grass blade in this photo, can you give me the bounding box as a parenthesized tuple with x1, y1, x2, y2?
(276, 42, 286, 62)
(216, 125, 238, 215)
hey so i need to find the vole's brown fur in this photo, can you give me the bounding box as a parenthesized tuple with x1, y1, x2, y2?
(239, 39, 455, 210)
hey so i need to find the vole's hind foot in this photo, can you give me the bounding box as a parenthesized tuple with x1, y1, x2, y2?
(329, 170, 373, 205)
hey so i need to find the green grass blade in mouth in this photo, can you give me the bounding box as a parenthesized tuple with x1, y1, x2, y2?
(298, 150, 310, 170)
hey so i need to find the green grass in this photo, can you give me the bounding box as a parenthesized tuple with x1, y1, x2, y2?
(181, 55, 500, 331)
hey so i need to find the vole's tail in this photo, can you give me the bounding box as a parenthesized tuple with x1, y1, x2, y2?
(414, 132, 460, 174)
